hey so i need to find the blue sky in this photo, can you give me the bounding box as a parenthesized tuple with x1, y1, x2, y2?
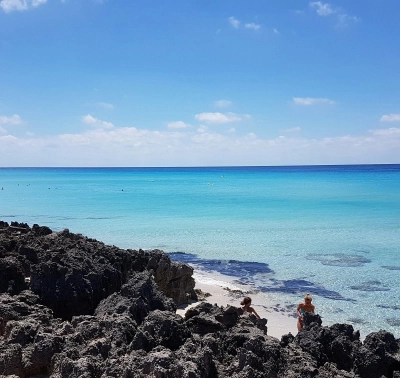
(1, 0, 399, 166)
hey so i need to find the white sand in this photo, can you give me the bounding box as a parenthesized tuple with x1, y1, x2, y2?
(177, 269, 298, 339)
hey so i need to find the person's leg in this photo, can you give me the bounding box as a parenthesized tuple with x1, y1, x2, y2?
(297, 317, 302, 331)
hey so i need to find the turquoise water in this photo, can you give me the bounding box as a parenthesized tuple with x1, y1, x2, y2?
(1, 165, 400, 337)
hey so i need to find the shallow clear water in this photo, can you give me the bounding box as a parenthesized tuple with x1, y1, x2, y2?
(1, 165, 399, 338)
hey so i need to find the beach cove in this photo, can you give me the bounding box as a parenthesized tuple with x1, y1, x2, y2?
(1, 221, 399, 377)
(177, 269, 299, 339)
(1, 165, 400, 339)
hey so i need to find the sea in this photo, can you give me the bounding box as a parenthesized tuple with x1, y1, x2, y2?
(1, 165, 399, 339)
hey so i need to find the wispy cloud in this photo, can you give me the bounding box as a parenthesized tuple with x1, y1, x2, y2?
(197, 125, 208, 133)
(293, 97, 335, 106)
(0, 0, 47, 13)
(195, 112, 242, 124)
(309, 1, 359, 27)
(167, 121, 190, 129)
(370, 127, 400, 135)
(245, 23, 261, 30)
(229, 16, 240, 29)
(214, 100, 232, 108)
(229, 17, 261, 31)
(336, 13, 360, 27)
(309, 1, 334, 16)
(97, 102, 115, 110)
(82, 114, 114, 129)
(0, 114, 23, 125)
(273, 28, 280, 34)
(282, 127, 301, 133)
(380, 114, 400, 122)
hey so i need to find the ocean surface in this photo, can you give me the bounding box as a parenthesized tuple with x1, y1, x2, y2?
(1, 165, 399, 338)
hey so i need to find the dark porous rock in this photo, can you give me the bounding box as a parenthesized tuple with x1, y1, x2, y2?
(135, 310, 191, 351)
(0, 257, 27, 295)
(354, 330, 400, 378)
(302, 311, 323, 327)
(146, 250, 197, 306)
(95, 271, 176, 325)
(31, 223, 53, 236)
(0, 343, 23, 377)
(1, 220, 400, 378)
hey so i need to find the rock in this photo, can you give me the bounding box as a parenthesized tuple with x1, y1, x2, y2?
(0, 257, 26, 295)
(146, 250, 197, 306)
(0, 221, 400, 378)
(95, 272, 176, 325)
(135, 310, 191, 351)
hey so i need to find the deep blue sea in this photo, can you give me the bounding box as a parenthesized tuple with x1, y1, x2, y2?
(1, 165, 399, 338)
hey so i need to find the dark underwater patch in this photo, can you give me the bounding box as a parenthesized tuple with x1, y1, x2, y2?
(381, 266, 400, 271)
(386, 318, 400, 327)
(259, 279, 351, 301)
(350, 281, 390, 292)
(307, 253, 371, 267)
(169, 253, 351, 301)
(168, 252, 274, 284)
(347, 318, 367, 325)
(377, 304, 400, 311)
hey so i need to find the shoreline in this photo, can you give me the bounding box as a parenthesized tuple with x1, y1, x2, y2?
(177, 269, 298, 339)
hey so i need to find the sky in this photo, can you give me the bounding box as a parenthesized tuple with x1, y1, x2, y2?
(1, 0, 400, 167)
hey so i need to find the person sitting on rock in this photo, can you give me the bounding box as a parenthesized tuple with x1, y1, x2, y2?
(240, 296, 260, 318)
(297, 293, 315, 330)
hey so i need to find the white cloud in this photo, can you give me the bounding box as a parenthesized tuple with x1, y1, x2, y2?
(0, 114, 22, 125)
(97, 102, 115, 110)
(309, 2, 360, 27)
(0, 0, 47, 12)
(167, 121, 190, 129)
(273, 28, 280, 34)
(197, 125, 208, 133)
(293, 97, 335, 106)
(214, 100, 232, 108)
(82, 114, 114, 129)
(336, 13, 360, 27)
(245, 23, 261, 30)
(0, 126, 6, 133)
(195, 112, 242, 124)
(370, 127, 400, 136)
(380, 114, 400, 122)
(229, 16, 240, 28)
(309, 1, 334, 16)
(1, 125, 400, 167)
(227, 128, 236, 133)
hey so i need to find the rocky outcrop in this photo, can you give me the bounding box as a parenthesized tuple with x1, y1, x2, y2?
(0, 221, 399, 378)
(0, 221, 196, 317)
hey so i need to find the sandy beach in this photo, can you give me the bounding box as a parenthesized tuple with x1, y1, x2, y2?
(177, 269, 299, 339)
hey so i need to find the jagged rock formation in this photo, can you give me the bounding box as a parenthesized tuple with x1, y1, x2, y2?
(0, 221, 399, 378)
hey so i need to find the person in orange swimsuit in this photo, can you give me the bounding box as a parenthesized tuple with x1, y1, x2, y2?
(240, 296, 260, 319)
(297, 293, 315, 331)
